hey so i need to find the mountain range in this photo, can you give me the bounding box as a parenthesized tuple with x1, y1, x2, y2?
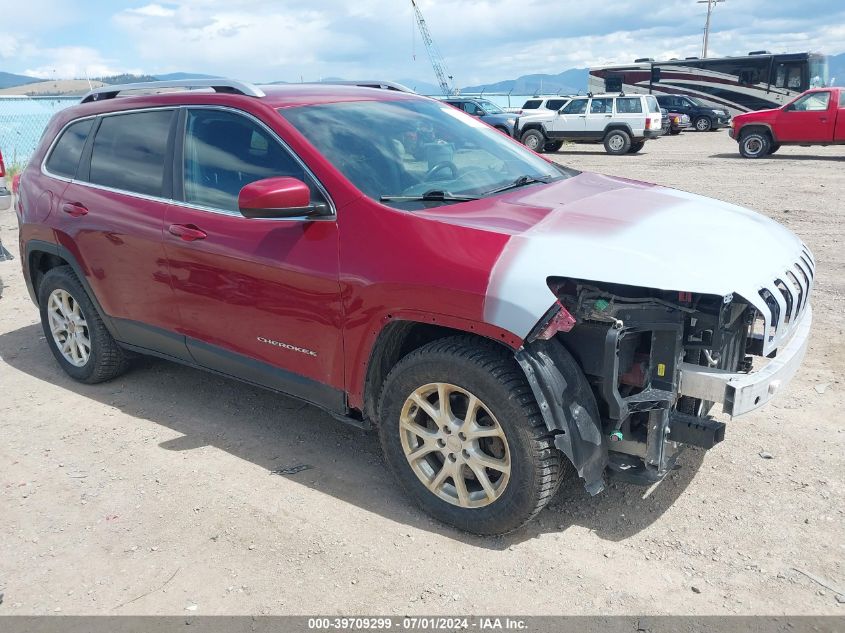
(1, 52, 843, 95)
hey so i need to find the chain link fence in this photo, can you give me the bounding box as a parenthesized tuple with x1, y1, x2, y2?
(0, 96, 78, 168)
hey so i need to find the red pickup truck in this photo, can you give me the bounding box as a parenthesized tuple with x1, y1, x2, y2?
(731, 87, 845, 158)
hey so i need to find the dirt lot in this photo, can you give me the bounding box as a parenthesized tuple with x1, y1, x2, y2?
(0, 130, 842, 616)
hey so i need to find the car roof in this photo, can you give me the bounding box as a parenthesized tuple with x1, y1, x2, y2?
(52, 83, 427, 128)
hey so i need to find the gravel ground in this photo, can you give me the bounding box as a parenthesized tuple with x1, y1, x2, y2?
(0, 130, 842, 615)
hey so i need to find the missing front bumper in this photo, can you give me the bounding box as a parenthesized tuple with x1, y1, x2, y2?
(678, 305, 812, 417)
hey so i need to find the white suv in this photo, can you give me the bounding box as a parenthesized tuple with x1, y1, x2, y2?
(515, 93, 663, 155)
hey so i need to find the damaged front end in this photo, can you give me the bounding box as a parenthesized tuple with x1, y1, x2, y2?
(516, 276, 811, 494)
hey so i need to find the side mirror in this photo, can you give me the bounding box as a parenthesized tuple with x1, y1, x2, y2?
(238, 177, 327, 219)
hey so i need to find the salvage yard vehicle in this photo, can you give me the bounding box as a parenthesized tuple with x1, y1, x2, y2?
(16, 79, 814, 535)
(656, 95, 731, 132)
(515, 93, 663, 155)
(661, 109, 691, 135)
(516, 96, 571, 115)
(731, 87, 845, 158)
(440, 96, 517, 136)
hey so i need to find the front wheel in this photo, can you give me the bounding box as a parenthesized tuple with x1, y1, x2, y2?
(377, 337, 563, 535)
(768, 143, 781, 155)
(694, 116, 713, 132)
(521, 129, 547, 152)
(738, 131, 771, 158)
(604, 130, 632, 155)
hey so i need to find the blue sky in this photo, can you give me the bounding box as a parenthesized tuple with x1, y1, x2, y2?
(2, 0, 844, 85)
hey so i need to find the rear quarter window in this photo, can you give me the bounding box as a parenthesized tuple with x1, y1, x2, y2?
(88, 110, 174, 197)
(839, 92, 845, 108)
(521, 100, 541, 110)
(616, 97, 643, 114)
(45, 119, 94, 179)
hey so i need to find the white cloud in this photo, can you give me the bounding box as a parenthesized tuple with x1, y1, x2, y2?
(23, 47, 139, 80)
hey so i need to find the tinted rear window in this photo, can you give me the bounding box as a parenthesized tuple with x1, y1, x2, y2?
(89, 110, 173, 197)
(646, 96, 661, 113)
(45, 119, 94, 179)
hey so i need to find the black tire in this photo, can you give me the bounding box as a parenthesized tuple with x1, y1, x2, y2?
(768, 143, 781, 155)
(38, 266, 130, 383)
(521, 129, 547, 153)
(738, 130, 771, 159)
(669, 129, 682, 135)
(377, 336, 564, 535)
(628, 141, 646, 154)
(694, 116, 713, 132)
(544, 140, 564, 152)
(603, 129, 631, 155)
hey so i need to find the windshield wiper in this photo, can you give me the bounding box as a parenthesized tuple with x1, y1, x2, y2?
(483, 174, 553, 196)
(380, 189, 480, 203)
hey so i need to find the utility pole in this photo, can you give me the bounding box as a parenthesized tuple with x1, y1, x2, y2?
(697, 0, 724, 58)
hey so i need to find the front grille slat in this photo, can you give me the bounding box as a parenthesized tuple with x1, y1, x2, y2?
(758, 249, 814, 354)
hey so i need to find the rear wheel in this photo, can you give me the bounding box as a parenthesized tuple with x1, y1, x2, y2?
(628, 141, 646, 154)
(738, 130, 771, 159)
(377, 337, 563, 535)
(521, 129, 546, 152)
(694, 116, 713, 132)
(38, 266, 130, 383)
(604, 129, 632, 155)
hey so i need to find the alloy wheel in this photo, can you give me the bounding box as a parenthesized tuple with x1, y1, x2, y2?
(47, 289, 91, 367)
(399, 383, 511, 508)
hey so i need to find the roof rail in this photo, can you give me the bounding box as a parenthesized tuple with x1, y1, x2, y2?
(80, 79, 266, 103)
(315, 80, 416, 94)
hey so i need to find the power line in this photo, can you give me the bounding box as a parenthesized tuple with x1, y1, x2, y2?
(697, 0, 725, 58)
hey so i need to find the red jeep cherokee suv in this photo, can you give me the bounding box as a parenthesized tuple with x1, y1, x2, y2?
(16, 79, 814, 534)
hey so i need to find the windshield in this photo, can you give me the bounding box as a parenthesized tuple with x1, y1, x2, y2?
(279, 99, 573, 209)
(477, 99, 505, 114)
(686, 96, 708, 107)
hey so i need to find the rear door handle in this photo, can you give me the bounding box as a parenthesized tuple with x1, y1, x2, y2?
(62, 202, 88, 217)
(168, 223, 207, 241)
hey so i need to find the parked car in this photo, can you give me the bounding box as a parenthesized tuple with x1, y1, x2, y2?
(440, 97, 517, 136)
(730, 87, 845, 158)
(516, 93, 663, 155)
(0, 149, 11, 211)
(17, 79, 814, 535)
(655, 95, 731, 132)
(661, 109, 691, 135)
(515, 95, 571, 115)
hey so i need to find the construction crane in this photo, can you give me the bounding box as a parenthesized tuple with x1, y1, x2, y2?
(410, 0, 455, 95)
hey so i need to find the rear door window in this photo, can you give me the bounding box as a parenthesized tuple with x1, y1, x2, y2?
(546, 99, 568, 110)
(589, 98, 613, 114)
(88, 110, 174, 197)
(45, 119, 95, 179)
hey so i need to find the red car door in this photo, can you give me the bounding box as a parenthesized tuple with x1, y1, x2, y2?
(835, 90, 845, 142)
(49, 109, 186, 356)
(776, 90, 835, 143)
(163, 107, 344, 408)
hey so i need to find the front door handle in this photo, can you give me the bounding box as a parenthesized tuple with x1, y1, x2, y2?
(168, 223, 207, 241)
(62, 202, 88, 217)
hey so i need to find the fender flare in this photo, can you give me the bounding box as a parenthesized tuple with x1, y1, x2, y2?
(736, 122, 777, 144)
(24, 239, 121, 338)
